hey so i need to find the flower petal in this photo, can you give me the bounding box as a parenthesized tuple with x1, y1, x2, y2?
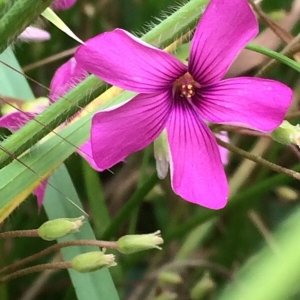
(189, 0, 258, 84)
(52, 0, 77, 10)
(166, 100, 228, 209)
(0, 111, 35, 131)
(75, 29, 187, 93)
(18, 26, 50, 42)
(197, 78, 292, 131)
(50, 57, 88, 102)
(77, 140, 104, 171)
(91, 91, 172, 169)
(34, 179, 48, 208)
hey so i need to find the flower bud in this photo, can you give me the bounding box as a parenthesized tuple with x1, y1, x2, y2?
(275, 186, 298, 202)
(72, 251, 116, 273)
(271, 121, 300, 146)
(117, 230, 164, 254)
(190, 273, 215, 300)
(154, 131, 170, 179)
(158, 271, 182, 286)
(38, 216, 84, 241)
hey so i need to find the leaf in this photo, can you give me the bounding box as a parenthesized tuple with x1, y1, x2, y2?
(41, 8, 83, 44)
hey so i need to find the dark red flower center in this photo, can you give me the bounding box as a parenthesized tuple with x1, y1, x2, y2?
(173, 72, 200, 99)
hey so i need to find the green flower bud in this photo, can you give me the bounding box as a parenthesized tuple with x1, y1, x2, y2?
(38, 216, 84, 241)
(158, 271, 182, 286)
(190, 273, 215, 300)
(154, 130, 170, 179)
(275, 186, 298, 202)
(117, 230, 163, 254)
(271, 121, 300, 146)
(72, 251, 116, 273)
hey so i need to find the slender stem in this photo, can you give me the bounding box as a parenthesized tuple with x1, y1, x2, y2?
(0, 240, 117, 275)
(216, 137, 300, 181)
(255, 33, 300, 77)
(285, 111, 300, 120)
(246, 44, 300, 73)
(23, 47, 77, 72)
(102, 173, 159, 240)
(0, 229, 38, 239)
(0, 262, 71, 283)
(249, 0, 292, 44)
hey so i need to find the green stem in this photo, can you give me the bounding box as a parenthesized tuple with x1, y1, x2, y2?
(246, 44, 300, 73)
(102, 173, 159, 240)
(216, 137, 300, 182)
(0, 229, 38, 239)
(0, 0, 19, 19)
(0, 0, 55, 54)
(0, 239, 117, 275)
(0, 262, 71, 283)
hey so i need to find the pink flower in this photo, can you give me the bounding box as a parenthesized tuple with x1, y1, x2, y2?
(0, 58, 100, 206)
(18, 26, 50, 42)
(51, 0, 77, 10)
(74, 0, 292, 209)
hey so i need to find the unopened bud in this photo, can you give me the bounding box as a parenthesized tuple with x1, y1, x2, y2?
(72, 251, 116, 273)
(38, 216, 84, 241)
(154, 131, 170, 179)
(271, 121, 300, 146)
(275, 186, 298, 202)
(158, 271, 182, 286)
(117, 230, 164, 254)
(190, 273, 215, 300)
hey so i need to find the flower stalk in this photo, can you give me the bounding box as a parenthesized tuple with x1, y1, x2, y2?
(0, 229, 38, 239)
(216, 137, 300, 182)
(0, 240, 118, 275)
(0, 262, 72, 283)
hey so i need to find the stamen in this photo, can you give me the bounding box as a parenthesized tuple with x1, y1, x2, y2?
(173, 72, 199, 100)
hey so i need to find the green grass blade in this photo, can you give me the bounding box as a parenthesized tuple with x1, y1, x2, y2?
(44, 165, 119, 300)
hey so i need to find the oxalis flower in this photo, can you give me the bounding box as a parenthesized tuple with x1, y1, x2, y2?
(75, 0, 292, 209)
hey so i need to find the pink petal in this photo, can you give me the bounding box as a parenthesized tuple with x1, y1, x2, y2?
(189, 0, 258, 85)
(75, 29, 187, 93)
(19, 26, 50, 42)
(52, 0, 77, 10)
(0, 111, 35, 131)
(50, 57, 88, 102)
(166, 100, 228, 209)
(197, 77, 292, 131)
(91, 91, 172, 169)
(34, 179, 49, 208)
(78, 140, 104, 171)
